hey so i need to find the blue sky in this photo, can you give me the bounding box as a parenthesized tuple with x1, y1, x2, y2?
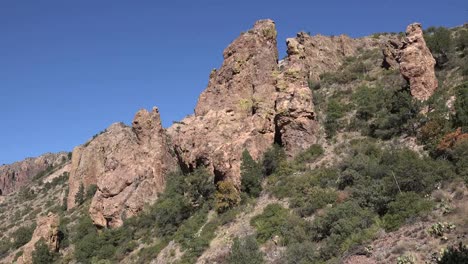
(0, 0, 466, 165)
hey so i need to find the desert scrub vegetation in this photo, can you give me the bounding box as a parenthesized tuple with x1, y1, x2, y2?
(254, 138, 460, 263)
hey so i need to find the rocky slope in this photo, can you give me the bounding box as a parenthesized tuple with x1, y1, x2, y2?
(0, 152, 68, 196)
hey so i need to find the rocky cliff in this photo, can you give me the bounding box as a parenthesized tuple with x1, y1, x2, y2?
(0, 153, 68, 196)
(383, 23, 438, 100)
(67, 107, 177, 228)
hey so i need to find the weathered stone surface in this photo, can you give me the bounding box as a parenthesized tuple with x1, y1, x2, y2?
(16, 213, 60, 264)
(382, 23, 438, 100)
(0, 153, 68, 196)
(275, 32, 377, 156)
(168, 20, 377, 181)
(285, 33, 363, 81)
(67, 107, 177, 228)
(168, 20, 279, 184)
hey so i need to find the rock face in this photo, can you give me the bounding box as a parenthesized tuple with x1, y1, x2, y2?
(170, 20, 373, 182)
(17, 213, 60, 264)
(383, 23, 438, 100)
(168, 20, 280, 184)
(67, 107, 177, 228)
(275, 32, 374, 156)
(0, 153, 68, 196)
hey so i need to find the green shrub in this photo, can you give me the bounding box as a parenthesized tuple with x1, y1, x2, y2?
(293, 144, 324, 167)
(32, 238, 55, 264)
(75, 182, 85, 206)
(262, 144, 286, 176)
(311, 202, 376, 259)
(251, 204, 290, 244)
(283, 241, 317, 264)
(438, 242, 468, 264)
(215, 180, 240, 213)
(228, 235, 264, 264)
(250, 204, 310, 246)
(0, 240, 11, 258)
(12, 224, 36, 249)
(240, 150, 263, 197)
(382, 192, 433, 231)
(86, 184, 98, 200)
(424, 27, 452, 66)
(351, 86, 421, 139)
(325, 98, 346, 138)
(453, 82, 468, 131)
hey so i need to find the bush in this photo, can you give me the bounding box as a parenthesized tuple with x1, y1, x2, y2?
(424, 27, 452, 66)
(293, 144, 324, 167)
(262, 144, 286, 176)
(311, 202, 376, 259)
(453, 82, 468, 131)
(12, 224, 36, 249)
(325, 98, 346, 138)
(32, 238, 55, 264)
(240, 150, 263, 197)
(215, 180, 240, 213)
(438, 242, 468, 264)
(250, 203, 311, 245)
(228, 235, 264, 264)
(75, 182, 85, 206)
(86, 184, 98, 200)
(351, 86, 421, 139)
(382, 192, 433, 231)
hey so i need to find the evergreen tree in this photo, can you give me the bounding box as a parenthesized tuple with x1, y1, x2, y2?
(240, 149, 262, 197)
(75, 182, 85, 206)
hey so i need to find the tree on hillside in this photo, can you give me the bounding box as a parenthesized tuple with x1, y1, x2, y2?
(240, 149, 262, 198)
(75, 183, 85, 206)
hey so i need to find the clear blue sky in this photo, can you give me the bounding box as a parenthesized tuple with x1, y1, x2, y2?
(0, 0, 466, 165)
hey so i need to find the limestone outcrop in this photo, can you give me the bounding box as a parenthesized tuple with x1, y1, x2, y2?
(382, 23, 438, 100)
(0, 153, 68, 196)
(16, 213, 60, 264)
(67, 107, 177, 228)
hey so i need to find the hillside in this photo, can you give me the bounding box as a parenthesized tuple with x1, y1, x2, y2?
(0, 20, 467, 264)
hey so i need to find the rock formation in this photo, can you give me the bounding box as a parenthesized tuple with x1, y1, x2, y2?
(383, 23, 438, 100)
(168, 20, 378, 182)
(168, 19, 280, 184)
(67, 107, 177, 228)
(275, 32, 374, 156)
(0, 153, 68, 196)
(16, 213, 60, 264)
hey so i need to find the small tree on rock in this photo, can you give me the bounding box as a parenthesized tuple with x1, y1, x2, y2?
(75, 182, 85, 206)
(240, 149, 262, 198)
(215, 180, 240, 213)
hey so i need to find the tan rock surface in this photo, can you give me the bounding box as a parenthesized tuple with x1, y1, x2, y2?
(0, 152, 68, 196)
(168, 19, 279, 184)
(382, 23, 438, 100)
(68, 107, 177, 228)
(16, 213, 60, 264)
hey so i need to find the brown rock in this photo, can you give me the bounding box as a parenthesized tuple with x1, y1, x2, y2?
(16, 213, 60, 264)
(0, 152, 68, 196)
(67, 107, 177, 228)
(168, 19, 279, 184)
(382, 23, 438, 100)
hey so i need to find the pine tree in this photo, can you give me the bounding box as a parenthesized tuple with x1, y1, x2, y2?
(240, 149, 262, 197)
(75, 182, 85, 206)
